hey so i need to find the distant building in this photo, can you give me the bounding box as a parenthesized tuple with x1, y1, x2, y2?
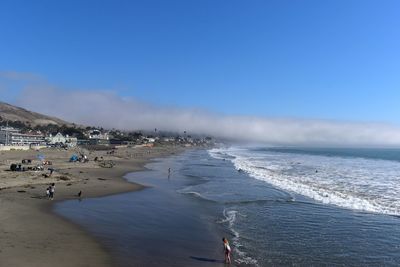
(144, 137, 156, 143)
(46, 132, 77, 147)
(88, 129, 109, 140)
(0, 127, 18, 145)
(77, 139, 91, 146)
(0, 127, 45, 146)
(77, 138, 109, 146)
(109, 139, 130, 145)
(81, 129, 110, 145)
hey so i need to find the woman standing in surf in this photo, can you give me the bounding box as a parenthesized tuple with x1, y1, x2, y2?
(222, 237, 232, 264)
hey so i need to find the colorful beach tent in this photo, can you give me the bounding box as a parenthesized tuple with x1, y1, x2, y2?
(70, 155, 79, 162)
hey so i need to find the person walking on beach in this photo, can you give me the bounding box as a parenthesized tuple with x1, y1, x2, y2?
(49, 183, 55, 200)
(222, 237, 232, 264)
(46, 186, 50, 199)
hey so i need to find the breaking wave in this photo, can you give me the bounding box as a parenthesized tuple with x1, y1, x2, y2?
(209, 147, 400, 216)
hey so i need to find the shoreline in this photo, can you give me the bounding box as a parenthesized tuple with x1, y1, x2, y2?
(55, 148, 225, 267)
(0, 145, 186, 267)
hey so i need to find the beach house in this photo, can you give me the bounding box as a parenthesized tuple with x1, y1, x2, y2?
(46, 132, 78, 147)
(0, 126, 46, 146)
(86, 129, 110, 145)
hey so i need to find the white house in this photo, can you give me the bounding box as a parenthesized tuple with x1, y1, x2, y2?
(46, 132, 77, 147)
(88, 129, 109, 140)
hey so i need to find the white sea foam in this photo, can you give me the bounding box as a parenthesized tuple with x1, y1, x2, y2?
(218, 209, 259, 266)
(209, 147, 400, 216)
(208, 148, 226, 160)
(179, 190, 204, 199)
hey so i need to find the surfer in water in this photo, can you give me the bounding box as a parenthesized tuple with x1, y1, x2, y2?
(222, 237, 232, 264)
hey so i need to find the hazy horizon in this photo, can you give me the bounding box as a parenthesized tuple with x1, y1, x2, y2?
(1, 72, 400, 148)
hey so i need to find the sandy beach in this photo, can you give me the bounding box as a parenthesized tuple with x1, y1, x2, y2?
(0, 145, 184, 267)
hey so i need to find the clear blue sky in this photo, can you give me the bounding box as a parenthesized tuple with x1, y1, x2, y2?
(1, 0, 400, 123)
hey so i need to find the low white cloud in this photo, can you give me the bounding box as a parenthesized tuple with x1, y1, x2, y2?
(2, 72, 400, 147)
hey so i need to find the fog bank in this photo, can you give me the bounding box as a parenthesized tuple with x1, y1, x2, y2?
(15, 88, 400, 147)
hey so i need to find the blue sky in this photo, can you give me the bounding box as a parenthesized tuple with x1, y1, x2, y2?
(1, 0, 400, 124)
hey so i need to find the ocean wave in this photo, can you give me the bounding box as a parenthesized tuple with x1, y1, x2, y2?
(208, 148, 237, 160)
(176, 189, 217, 203)
(178, 187, 293, 205)
(218, 147, 400, 216)
(222, 197, 295, 205)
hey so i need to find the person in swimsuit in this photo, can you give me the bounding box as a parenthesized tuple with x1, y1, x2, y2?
(222, 237, 231, 264)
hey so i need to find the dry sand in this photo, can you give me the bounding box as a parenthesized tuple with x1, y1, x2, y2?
(0, 145, 184, 267)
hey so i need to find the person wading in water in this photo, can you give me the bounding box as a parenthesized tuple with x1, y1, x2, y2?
(222, 237, 232, 264)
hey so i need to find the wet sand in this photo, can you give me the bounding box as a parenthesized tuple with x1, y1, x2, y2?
(0, 145, 184, 267)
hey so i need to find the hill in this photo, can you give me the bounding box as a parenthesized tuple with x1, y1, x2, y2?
(0, 101, 71, 127)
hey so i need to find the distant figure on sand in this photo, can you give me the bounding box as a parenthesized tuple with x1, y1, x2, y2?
(168, 167, 171, 174)
(222, 237, 231, 264)
(46, 186, 50, 199)
(49, 183, 55, 200)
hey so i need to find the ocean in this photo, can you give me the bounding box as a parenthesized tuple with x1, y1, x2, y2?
(55, 147, 400, 266)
